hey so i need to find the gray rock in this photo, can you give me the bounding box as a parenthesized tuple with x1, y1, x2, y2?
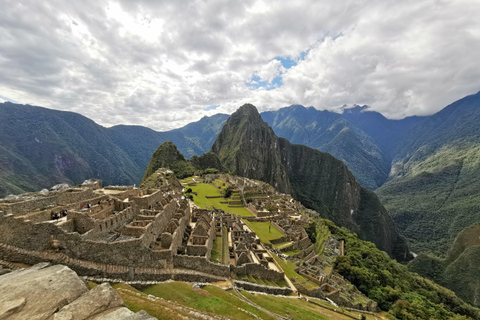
(93, 307, 157, 320)
(53, 283, 125, 320)
(50, 183, 71, 191)
(0, 297, 26, 319)
(0, 263, 88, 320)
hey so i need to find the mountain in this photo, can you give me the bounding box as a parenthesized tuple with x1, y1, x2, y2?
(211, 105, 292, 193)
(261, 105, 422, 189)
(408, 222, 480, 307)
(0, 103, 142, 195)
(0, 102, 227, 197)
(377, 91, 480, 255)
(211, 104, 410, 261)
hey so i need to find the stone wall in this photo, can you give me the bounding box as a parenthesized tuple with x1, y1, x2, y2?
(139, 200, 180, 248)
(0, 213, 170, 268)
(233, 263, 285, 282)
(0, 188, 98, 216)
(131, 190, 164, 209)
(1, 196, 57, 216)
(173, 255, 230, 277)
(233, 280, 293, 295)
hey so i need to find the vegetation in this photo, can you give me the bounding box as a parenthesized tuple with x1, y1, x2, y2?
(322, 218, 480, 319)
(210, 103, 409, 261)
(243, 220, 284, 244)
(138, 282, 276, 320)
(210, 236, 222, 262)
(408, 223, 480, 307)
(271, 253, 318, 290)
(187, 183, 253, 216)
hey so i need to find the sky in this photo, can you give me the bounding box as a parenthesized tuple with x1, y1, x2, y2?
(1, 0, 480, 131)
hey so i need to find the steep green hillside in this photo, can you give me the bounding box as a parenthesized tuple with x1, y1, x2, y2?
(211, 104, 410, 261)
(408, 223, 480, 307)
(0, 102, 227, 196)
(327, 218, 480, 319)
(211, 104, 292, 193)
(142, 141, 196, 181)
(142, 142, 225, 183)
(262, 105, 421, 189)
(378, 92, 480, 255)
(0, 102, 141, 196)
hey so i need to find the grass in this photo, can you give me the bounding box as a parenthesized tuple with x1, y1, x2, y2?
(271, 253, 318, 290)
(314, 223, 330, 255)
(283, 249, 301, 256)
(221, 227, 230, 264)
(210, 236, 222, 262)
(140, 281, 276, 320)
(273, 241, 294, 250)
(189, 183, 253, 217)
(243, 220, 284, 244)
(242, 291, 366, 320)
(94, 281, 385, 320)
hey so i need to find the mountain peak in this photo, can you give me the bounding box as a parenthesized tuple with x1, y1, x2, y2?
(230, 103, 263, 121)
(341, 104, 371, 114)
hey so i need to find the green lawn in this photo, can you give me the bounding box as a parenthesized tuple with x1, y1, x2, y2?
(140, 282, 276, 320)
(189, 183, 253, 216)
(283, 249, 301, 256)
(243, 220, 284, 244)
(105, 281, 381, 320)
(210, 236, 222, 263)
(241, 291, 331, 320)
(221, 227, 230, 264)
(273, 241, 293, 250)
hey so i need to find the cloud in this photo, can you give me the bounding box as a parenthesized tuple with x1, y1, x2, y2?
(1, 0, 479, 130)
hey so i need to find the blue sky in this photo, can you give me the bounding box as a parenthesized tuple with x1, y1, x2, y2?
(246, 54, 307, 90)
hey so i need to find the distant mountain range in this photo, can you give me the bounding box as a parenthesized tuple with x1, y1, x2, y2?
(0, 102, 227, 197)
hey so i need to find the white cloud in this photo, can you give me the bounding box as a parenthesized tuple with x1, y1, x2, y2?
(0, 0, 479, 130)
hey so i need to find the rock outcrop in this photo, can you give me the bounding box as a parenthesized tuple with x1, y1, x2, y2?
(0, 263, 156, 320)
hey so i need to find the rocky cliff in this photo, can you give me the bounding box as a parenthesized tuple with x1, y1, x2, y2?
(211, 104, 291, 193)
(211, 104, 410, 261)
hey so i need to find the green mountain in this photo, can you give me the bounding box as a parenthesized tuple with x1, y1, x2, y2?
(408, 222, 480, 307)
(261, 105, 422, 189)
(0, 102, 227, 197)
(211, 104, 410, 261)
(142, 142, 225, 183)
(211, 104, 292, 193)
(377, 91, 480, 256)
(0, 103, 142, 195)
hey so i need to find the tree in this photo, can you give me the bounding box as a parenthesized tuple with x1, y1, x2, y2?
(224, 187, 233, 198)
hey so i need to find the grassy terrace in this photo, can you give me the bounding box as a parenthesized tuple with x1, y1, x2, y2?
(271, 254, 318, 290)
(210, 236, 221, 263)
(122, 281, 276, 320)
(314, 223, 330, 255)
(113, 281, 377, 320)
(221, 226, 230, 264)
(92, 282, 385, 320)
(238, 274, 288, 288)
(273, 241, 293, 250)
(243, 220, 284, 244)
(187, 182, 253, 217)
